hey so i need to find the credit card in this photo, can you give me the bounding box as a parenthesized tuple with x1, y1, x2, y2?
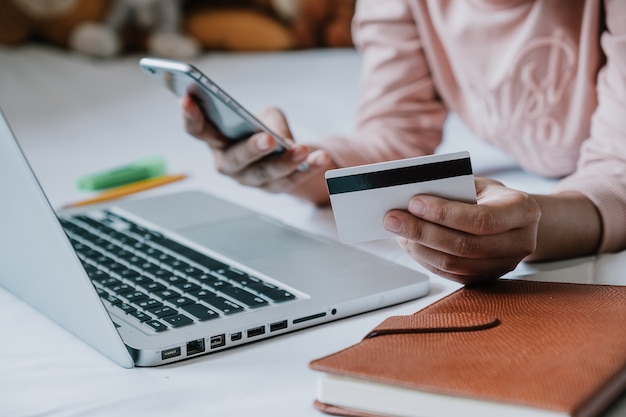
(325, 151, 476, 244)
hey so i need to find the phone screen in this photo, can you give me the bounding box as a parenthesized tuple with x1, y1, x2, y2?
(139, 57, 295, 157)
(163, 71, 258, 141)
(140, 58, 283, 143)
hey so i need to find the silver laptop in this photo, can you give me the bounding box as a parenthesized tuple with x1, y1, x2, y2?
(0, 109, 429, 368)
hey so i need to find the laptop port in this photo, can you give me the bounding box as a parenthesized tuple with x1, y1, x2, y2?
(269, 320, 288, 332)
(210, 334, 226, 349)
(293, 312, 326, 324)
(161, 347, 181, 360)
(247, 325, 265, 338)
(230, 332, 242, 342)
(186, 339, 206, 356)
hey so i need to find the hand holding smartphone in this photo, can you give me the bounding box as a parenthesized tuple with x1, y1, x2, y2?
(139, 57, 292, 153)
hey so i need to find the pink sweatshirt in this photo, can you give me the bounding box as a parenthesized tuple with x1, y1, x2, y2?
(319, 0, 626, 253)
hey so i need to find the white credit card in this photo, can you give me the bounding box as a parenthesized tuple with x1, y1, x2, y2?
(325, 151, 477, 244)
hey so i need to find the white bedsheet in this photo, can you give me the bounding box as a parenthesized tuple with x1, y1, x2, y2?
(0, 45, 624, 417)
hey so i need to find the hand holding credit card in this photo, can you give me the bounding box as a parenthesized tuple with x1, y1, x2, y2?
(325, 151, 477, 244)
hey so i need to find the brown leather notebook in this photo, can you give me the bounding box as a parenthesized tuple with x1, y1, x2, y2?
(309, 280, 626, 417)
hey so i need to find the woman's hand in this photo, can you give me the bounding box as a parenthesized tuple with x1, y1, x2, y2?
(181, 95, 334, 204)
(383, 177, 542, 284)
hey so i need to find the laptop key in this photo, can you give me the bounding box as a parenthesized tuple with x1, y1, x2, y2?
(135, 262, 162, 276)
(162, 314, 194, 328)
(192, 289, 244, 315)
(101, 277, 123, 289)
(155, 252, 177, 266)
(149, 235, 229, 271)
(247, 282, 278, 292)
(220, 287, 268, 308)
(135, 298, 163, 310)
(115, 251, 140, 263)
(181, 304, 220, 321)
(170, 296, 195, 307)
(129, 311, 151, 322)
(125, 291, 149, 303)
(194, 273, 220, 286)
(163, 258, 191, 271)
(152, 268, 174, 280)
(100, 292, 122, 306)
(89, 269, 111, 283)
(116, 303, 137, 314)
(155, 289, 181, 300)
(205, 279, 232, 291)
(107, 263, 130, 275)
(123, 273, 152, 286)
(118, 269, 141, 281)
(148, 305, 178, 318)
(175, 281, 202, 293)
(110, 283, 134, 295)
(181, 266, 204, 278)
(220, 269, 262, 287)
(140, 280, 167, 293)
(258, 289, 296, 303)
(145, 319, 168, 332)
(160, 274, 186, 286)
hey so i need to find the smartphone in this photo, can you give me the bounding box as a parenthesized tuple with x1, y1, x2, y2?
(139, 57, 292, 152)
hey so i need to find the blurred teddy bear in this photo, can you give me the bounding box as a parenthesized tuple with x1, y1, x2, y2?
(183, 0, 295, 51)
(281, 0, 356, 48)
(0, 0, 356, 56)
(182, 0, 356, 52)
(70, 0, 200, 59)
(0, 0, 109, 48)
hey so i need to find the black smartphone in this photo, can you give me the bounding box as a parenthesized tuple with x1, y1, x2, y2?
(139, 57, 292, 152)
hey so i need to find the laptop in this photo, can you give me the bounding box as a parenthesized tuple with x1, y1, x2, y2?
(0, 109, 429, 368)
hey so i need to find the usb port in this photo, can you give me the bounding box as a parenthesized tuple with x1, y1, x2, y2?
(210, 334, 226, 349)
(247, 326, 265, 338)
(161, 347, 181, 360)
(186, 339, 205, 356)
(230, 332, 242, 342)
(270, 320, 288, 332)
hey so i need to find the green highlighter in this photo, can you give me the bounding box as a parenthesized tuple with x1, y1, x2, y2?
(77, 155, 167, 191)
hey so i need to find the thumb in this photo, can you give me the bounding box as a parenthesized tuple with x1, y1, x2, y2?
(257, 107, 295, 144)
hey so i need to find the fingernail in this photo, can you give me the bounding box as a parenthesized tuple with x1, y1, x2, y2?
(383, 215, 402, 233)
(292, 146, 308, 162)
(409, 198, 427, 216)
(308, 150, 329, 166)
(256, 134, 272, 151)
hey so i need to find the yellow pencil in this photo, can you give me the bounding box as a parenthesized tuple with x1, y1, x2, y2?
(62, 173, 188, 209)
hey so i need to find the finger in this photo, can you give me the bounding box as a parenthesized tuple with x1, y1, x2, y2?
(257, 107, 295, 145)
(231, 144, 316, 188)
(216, 131, 284, 176)
(258, 149, 332, 193)
(406, 187, 539, 236)
(180, 96, 228, 148)
(384, 210, 536, 259)
(217, 106, 298, 176)
(397, 238, 518, 284)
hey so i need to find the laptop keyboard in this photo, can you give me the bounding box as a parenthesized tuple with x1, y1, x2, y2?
(60, 210, 296, 333)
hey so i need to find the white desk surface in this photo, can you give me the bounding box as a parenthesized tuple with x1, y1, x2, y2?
(0, 45, 624, 417)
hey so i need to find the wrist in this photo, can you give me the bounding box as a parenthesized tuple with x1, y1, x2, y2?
(525, 192, 601, 262)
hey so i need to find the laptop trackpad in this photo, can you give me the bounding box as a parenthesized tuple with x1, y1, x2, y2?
(179, 217, 327, 263)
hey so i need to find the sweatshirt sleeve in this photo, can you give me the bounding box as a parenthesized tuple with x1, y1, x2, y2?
(317, 0, 447, 168)
(554, 0, 626, 253)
